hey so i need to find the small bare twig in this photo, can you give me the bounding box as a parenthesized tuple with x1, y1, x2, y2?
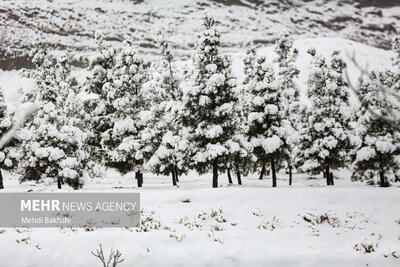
(91, 244, 125, 267)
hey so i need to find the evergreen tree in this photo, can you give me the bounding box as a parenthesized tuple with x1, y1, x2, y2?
(243, 48, 257, 86)
(181, 14, 240, 188)
(142, 32, 186, 186)
(82, 31, 116, 178)
(295, 49, 354, 185)
(0, 91, 20, 189)
(245, 51, 285, 187)
(242, 48, 268, 180)
(274, 31, 300, 185)
(100, 40, 149, 187)
(351, 39, 400, 186)
(19, 49, 88, 189)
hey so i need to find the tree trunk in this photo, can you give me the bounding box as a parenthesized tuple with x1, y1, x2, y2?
(0, 169, 4, 190)
(325, 166, 330, 185)
(227, 168, 233, 184)
(259, 162, 266, 180)
(136, 171, 143, 188)
(235, 164, 242, 185)
(212, 160, 218, 188)
(171, 165, 177, 186)
(57, 178, 62, 189)
(379, 155, 389, 187)
(72, 179, 79, 190)
(330, 171, 334, 186)
(288, 165, 292, 186)
(174, 165, 179, 183)
(379, 170, 388, 187)
(271, 159, 277, 187)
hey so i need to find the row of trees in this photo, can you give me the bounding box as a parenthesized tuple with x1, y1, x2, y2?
(0, 14, 398, 189)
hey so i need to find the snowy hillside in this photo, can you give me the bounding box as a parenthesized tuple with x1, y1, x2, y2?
(0, 0, 399, 69)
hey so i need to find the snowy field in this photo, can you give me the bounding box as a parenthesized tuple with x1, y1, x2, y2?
(0, 170, 399, 267)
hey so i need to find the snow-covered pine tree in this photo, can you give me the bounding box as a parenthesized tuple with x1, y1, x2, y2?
(218, 48, 257, 185)
(351, 76, 399, 186)
(351, 38, 400, 186)
(274, 31, 300, 185)
(100, 40, 149, 187)
(181, 13, 241, 188)
(82, 31, 116, 177)
(243, 48, 257, 86)
(142, 32, 186, 186)
(0, 91, 20, 189)
(19, 49, 88, 189)
(245, 52, 285, 187)
(295, 49, 353, 185)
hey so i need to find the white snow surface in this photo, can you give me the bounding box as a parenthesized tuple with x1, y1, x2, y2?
(0, 171, 399, 267)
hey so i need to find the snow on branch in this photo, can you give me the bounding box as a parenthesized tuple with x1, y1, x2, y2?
(345, 50, 400, 121)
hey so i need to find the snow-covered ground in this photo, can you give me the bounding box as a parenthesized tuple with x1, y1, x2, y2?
(0, 171, 399, 267)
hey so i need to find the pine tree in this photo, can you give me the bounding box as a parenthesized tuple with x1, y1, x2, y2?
(82, 31, 116, 178)
(100, 40, 149, 187)
(242, 48, 267, 180)
(295, 49, 354, 185)
(142, 32, 186, 186)
(245, 51, 285, 187)
(0, 91, 20, 189)
(181, 13, 241, 188)
(274, 31, 300, 185)
(19, 49, 88, 189)
(351, 38, 400, 186)
(243, 48, 257, 86)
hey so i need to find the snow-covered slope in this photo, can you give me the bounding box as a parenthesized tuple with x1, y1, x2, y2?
(0, 0, 399, 69)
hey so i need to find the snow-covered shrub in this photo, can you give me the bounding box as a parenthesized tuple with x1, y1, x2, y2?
(178, 208, 228, 231)
(207, 229, 223, 244)
(251, 208, 264, 217)
(258, 216, 279, 231)
(136, 209, 161, 232)
(169, 233, 185, 242)
(353, 233, 382, 254)
(302, 212, 341, 228)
